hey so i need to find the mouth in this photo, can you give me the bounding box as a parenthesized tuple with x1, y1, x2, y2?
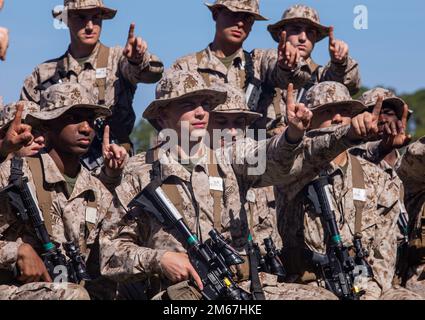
(77, 138, 92, 146)
(297, 45, 307, 51)
(84, 34, 96, 39)
(192, 122, 207, 129)
(230, 29, 243, 38)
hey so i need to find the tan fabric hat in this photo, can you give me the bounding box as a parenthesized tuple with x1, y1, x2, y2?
(205, 0, 268, 21)
(52, 0, 117, 20)
(0, 101, 40, 130)
(26, 83, 111, 126)
(267, 5, 330, 43)
(360, 88, 408, 120)
(143, 70, 227, 123)
(211, 84, 261, 124)
(305, 82, 367, 115)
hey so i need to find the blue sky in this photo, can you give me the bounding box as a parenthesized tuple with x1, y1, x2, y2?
(0, 0, 424, 122)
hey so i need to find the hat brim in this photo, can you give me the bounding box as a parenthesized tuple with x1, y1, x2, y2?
(268, 18, 330, 43)
(26, 104, 112, 126)
(143, 89, 227, 121)
(212, 109, 262, 124)
(311, 100, 367, 116)
(205, 3, 268, 21)
(52, 7, 117, 20)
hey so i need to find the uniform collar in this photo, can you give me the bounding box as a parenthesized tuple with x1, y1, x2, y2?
(198, 45, 245, 75)
(63, 42, 101, 75)
(381, 149, 401, 178)
(304, 57, 320, 73)
(38, 152, 97, 199)
(156, 144, 227, 183)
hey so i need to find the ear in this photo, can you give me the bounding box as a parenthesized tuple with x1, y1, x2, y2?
(212, 8, 220, 21)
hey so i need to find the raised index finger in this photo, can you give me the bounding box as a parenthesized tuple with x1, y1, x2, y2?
(127, 23, 136, 41)
(329, 26, 335, 45)
(372, 95, 383, 119)
(278, 31, 287, 50)
(103, 124, 110, 146)
(11, 103, 24, 129)
(286, 83, 295, 109)
(401, 104, 409, 128)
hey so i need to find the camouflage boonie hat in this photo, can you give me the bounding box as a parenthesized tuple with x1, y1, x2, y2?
(268, 5, 330, 43)
(205, 0, 268, 21)
(305, 82, 367, 115)
(52, 0, 117, 20)
(143, 70, 227, 125)
(360, 88, 407, 120)
(0, 101, 40, 130)
(211, 84, 261, 124)
(26, 83, 111, 126)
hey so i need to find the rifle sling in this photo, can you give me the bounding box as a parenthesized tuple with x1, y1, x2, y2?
(95, 44, 110, 105)
(146, 148, 224, 232)
(26, 156, 54, 236)
(350, 155, 366, 235)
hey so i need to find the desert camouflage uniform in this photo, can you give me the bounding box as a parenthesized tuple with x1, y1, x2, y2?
(0, 282, 90, 300)
(0, 152, 115, 300)
(209, 84, 282, 252)
(256, 5, 361, 135)
(276, 82, 421, 300)
(0, 101, 40, 130)
(243, 186, 281, 252)
(171, 0, 311, 111)
(172, 46, 308, 97)
(98, 72, 372, 300)
(396, 137, 425, 298)
(277, 153, 422, 300)
(21, 0, 164, 145)
(0, 83, 118, 300)
(100, 138, 342, 300)
(351, 88, 412, 287)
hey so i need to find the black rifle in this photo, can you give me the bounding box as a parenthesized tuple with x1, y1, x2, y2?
(262, 237, 286, 278)
(81, 118, 120, 171)
(1, 157, 90, 284)
(308, 175, 361, 300)
(352, 233, 374, 283)
(250, 237, 286, 278)
(244, 51, 263, 112)
(128, 179, 251, 300)
(395, 211, 410, 283)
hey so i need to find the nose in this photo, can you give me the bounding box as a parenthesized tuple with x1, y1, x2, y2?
(332, 113, 343, 124)
(85, 20, 94, 31)
(229, 127, 240, 138)
(194, 106, 207, 118)
(299, 31, 307, 42)
(34, 135, 45, 145)
(79, 121, 93, 135)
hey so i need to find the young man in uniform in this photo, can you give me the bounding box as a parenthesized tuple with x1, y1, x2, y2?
(20, 0, 164, 168)
(256, 4, 361, 136)
(98, 70, 385, 300)
(171, 0, 308, 114)
(0, 83, 127, 300)
(276, 81, 421, 300)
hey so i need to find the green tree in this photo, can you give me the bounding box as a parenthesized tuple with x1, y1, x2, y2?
(130, 119, 157, 153)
